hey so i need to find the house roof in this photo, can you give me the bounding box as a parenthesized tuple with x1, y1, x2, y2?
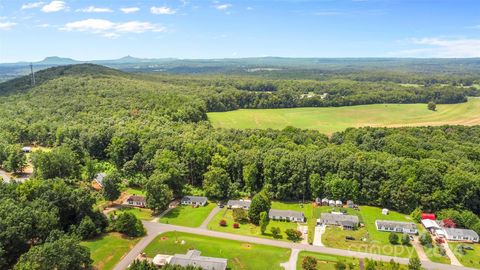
(347, 200, 354, 204)
(320, 213, 359, 223)
(169, 250, 227, 270)
(181, 196, 207, 204)
(335, 200, 342, 204)
(444, 228, 479, 239)
(269, 209, 304, 219)
(127, 195, 146, 203)
(94, 173, 106, 186)
(376, 220, 417, 230)
(227, 200, 251, 207)
(421, 219, 441, 229)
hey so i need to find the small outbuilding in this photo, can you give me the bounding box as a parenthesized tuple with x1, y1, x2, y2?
(328, 200, 335, 207)
(181, 196, 208, 206)
(382, 208, 389, 215)
(347, 200, 354, 208)
(422, 213, 436, 220)
(335, 200, 343, 207)
(321, 198, 329, 206)
(94, 173, 107, 188)
(21, 146, 32, 153)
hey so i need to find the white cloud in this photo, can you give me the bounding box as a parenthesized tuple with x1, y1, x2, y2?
(150, 6, 176, 15)
(41, 1, 66, 12)
(215, 3, 231, 10)
(0, 22, 16, 30)
(37, 23, 51, 28)
(120, 7, 140, 14)
(314, 10, 345, 16)
(392, 37, 480, 58)
(21, 1, 44, 10)
(61, 19, 166, 38)
(77, 6, 113, 13)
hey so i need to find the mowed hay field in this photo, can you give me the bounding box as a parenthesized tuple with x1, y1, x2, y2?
(208, 98, 480, 134)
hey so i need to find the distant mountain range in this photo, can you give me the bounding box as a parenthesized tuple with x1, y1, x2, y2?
(1, 56, 480, 82)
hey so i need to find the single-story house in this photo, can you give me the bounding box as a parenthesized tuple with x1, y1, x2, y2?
(94, 173, 106, 188)
(443, 228, 479, 243)
(155, 250, 227, 270)
(375, 220, 418, 234)
(181, 196, 208, 206)
(347, 200, 354, 208)
(269, 209, 305, 222)
(318, 213, 359, 230)
(335, 200, 343, 207)
(421, 219, 441, 230)
(125, 195, 146, 208)
(382, 208, 389, 215)
(227, 200, 251, 210)
(328, 200, 335, 207)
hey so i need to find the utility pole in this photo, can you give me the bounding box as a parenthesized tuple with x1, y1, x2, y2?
(30, 63, 36, 86)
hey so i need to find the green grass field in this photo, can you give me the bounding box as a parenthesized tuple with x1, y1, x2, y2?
(81, 233, 140, 270)
(159, 203, 216, 227)
(321, 206, 418, 258)
(143, 232, 291, 270)
(296, 251, 408, 270)
(208, 98, 480, 134)
(449, 243, 480, 269)
(115, 206, 154, 221)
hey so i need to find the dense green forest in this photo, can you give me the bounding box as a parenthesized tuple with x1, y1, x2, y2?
(1, 64, 480, 268)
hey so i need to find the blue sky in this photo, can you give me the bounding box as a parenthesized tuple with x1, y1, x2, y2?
(1, 0, 479, 62)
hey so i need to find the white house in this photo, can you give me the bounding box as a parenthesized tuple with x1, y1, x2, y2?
(227, 200, 251, 209)
(125, 195, 146, 208)
(269, 209, 305, 222)
(375, 220, 418, 234)
(443, 228, 479, 243)
(181, 196, 207, 206)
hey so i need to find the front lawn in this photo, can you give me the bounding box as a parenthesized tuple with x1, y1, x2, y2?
(159, 203, 216, 227)
(143, 232, 291, 270)
(208, 208, 298, 240)
(449, 243, 480, 269)
(296, 251, 408, 270)
(115, 206, 155, 221)
(81, 232, 140, 270)
(321, 206, 418, 258)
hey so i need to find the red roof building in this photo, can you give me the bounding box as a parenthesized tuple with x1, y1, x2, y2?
(422, 213, 436, 220)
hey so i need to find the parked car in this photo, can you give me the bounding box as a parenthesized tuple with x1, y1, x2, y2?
(218, 203, 224, 208)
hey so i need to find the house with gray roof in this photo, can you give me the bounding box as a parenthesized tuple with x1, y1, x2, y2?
(94, 173, 106, 188)
(318, 213, 359, 230)
(227, 199, 251, 210)
(375, 220, 418, 234)
(181, 196, 208, 206)
(269, 209, 305, 222)
(168, 250, 227, 270)
(443, 228, 479, 243)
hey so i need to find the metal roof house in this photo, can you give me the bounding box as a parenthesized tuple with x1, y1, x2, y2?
(181, 196, 208, 206)
(443, 228, 479, 243)
(315, 198, 329, 206)
(125, 195, 146, 208)
(421, 219, 441, 230)
(269, 209, 305, 222)
(318, 213, 359, 230)
(94, 173, 106, 187)
(154, 250, 227, 270)
(335, 200, 343, 207)
(226, 200, 251, 209)
(328, 200, 335, 206)
(375, 220, 418, 234)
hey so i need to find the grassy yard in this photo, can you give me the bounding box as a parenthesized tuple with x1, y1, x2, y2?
(321, 206, 418, 258)
(114, 206, 155, 221)
(159, 203, 216, 227)
(449, 243, 480, 269)
(81, 232, 140, 270)
(124, 187, 145, 196)
(143, 232, 291, 270)
(208, 98, 480, 134)
(296, 251, 407, 270)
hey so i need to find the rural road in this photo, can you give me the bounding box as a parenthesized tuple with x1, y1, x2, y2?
(115, 221, 478, 270)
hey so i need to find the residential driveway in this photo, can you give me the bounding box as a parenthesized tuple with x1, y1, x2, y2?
(0, 169, 10, 183)
(412, 236, 429, 261)
(280, 248, 300, 270)
(114, 221, 478, 270)
(443, 241, 463, 266)
(200, 206, 220, 229)
(298, 224, 308, 244)
(313, 225, 325, 247)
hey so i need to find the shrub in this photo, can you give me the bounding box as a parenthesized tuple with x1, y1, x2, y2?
(232, 208, 248, 222)
(219, 219, 227, 227)
(271, 227, 281, 239)
(285, 229, 302, 242)
(233, 223, 239, 229)
(389, 233, 399, 245)
(401, 234, 411, 245)
(302, 256, 317, 270)
(112, 212, 145, 237)
(419, 232, 432, 247)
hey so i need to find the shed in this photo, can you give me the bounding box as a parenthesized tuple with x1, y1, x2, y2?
(382, 208, 389, 215)
(328, 200, 335, 207)
(335, 200, 343, 207)
(422, 213, 436, 220)
(321, 198, 329, 206)
(347, 200, 354, 208)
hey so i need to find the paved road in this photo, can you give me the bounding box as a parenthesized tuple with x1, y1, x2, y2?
(280, 248, 300, 270)
(115, 221, 477, 270)
(200, 206, 220, 229)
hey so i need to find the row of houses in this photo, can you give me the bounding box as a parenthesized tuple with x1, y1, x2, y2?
(153, 250, 227, 270)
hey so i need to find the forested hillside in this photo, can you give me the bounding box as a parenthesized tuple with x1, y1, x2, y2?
(1, 64, 480, 268)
